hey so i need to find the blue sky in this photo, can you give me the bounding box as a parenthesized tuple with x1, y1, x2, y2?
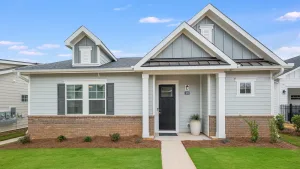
(0, 0, 300, 63)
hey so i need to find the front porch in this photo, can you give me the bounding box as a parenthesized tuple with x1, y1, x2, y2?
(141, 73, 226, 139)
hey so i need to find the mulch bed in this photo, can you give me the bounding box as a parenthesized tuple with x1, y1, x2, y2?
(280, 128, 300, 136)
(0, 136, 160, 149)
(182, 137, 298, 150)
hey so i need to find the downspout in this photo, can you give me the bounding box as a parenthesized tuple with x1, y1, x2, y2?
(273, 68, 284, 79)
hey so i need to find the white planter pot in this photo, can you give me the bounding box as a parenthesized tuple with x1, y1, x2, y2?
(190, 120, 201, 135)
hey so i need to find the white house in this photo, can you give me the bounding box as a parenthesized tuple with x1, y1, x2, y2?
(16, 4, 293, 139)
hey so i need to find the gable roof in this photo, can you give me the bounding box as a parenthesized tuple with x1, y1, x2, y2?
(135, 22, 237, 70)
(277, 55, 300, 78)
(65, 26, 117, 61)
(0, 59, 38, 66)
(188, 4, 289, 67)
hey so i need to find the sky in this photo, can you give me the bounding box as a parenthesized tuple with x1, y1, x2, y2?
(0, 0, 300, 63)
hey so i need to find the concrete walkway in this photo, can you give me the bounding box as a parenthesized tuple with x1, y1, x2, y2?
(0, 136, 22, 146)
(161, 141, 196, 169)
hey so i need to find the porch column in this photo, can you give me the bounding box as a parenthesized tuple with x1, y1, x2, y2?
(142, 74, 150, 138)
(216, 72, 226, 138)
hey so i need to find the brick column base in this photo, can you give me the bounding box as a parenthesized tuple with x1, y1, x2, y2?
(28, 115, 154, 139)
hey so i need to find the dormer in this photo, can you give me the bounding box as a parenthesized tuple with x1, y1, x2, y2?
(65, 26, 117, 67)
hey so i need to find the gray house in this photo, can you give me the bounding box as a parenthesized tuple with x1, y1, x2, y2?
(0, 59, 36, 132)
(17, 4, 293, 139)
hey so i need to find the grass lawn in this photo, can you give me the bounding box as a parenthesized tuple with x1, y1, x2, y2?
(0, 148, 161, 169)
(0, 130, 26, 141)
(187, 147, 300, 169)
(280, 134, 300, 147)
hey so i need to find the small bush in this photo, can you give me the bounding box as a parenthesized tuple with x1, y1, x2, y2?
(57, 135, 67, 142)
(291, 115, 300, 132)
(221, 138, 230, 144)
(275, 114, 285, 131)
(244, 119, 259, 143)
(18, 135, 30, 144)
(110, 133, 120, 142)
(190, 114, 200, 121)
(84, 136, 92, 142)
(269, 118, 280, 143)
(135, 137, 143, 144)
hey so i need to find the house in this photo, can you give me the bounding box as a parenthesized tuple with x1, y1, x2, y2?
(0, 59, 37, 132)
(16, 4, 293, 139)
(274, 55, 300, 120)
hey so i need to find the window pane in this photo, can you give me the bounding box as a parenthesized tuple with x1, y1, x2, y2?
(89, 92, 96, 99)
(240, 83, 245, 89)
(75, 85, 82, 91)
(240, 89, 245, 94)
(161, 86, 173, 97)
(89, 100, 105, 114)
(67, 92, 75, 99)
(246, 89, 251, 94)
(67, 100, 82, 114)
(97, 85, 105, 91)
(89, 85, 96, 92)
(75, 92, 82, 99)
(67, 85, 74, 91)
(97, 92, 105, 99)
(246, 83, 251, 89)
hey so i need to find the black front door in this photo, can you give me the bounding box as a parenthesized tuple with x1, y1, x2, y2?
(159, 85, 176, 130)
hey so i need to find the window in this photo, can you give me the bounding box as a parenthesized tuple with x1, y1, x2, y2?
(79, 46, 92, 64)
(21, 95, 28, 102)
(236, 79, 255, 96)
(199, 24, 214, 42)
(89, 84, 105, 114)
(66, 85, 83, 114)
(160, 86, 173, 97)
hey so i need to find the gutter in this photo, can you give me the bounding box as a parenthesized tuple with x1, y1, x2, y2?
(272, 68, 284, 79)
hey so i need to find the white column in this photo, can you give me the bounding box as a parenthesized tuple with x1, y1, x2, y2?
(216, 72, 226, 138)
(142, 74, 150, 138)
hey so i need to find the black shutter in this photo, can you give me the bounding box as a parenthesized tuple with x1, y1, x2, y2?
(106, 83, 114, 115)
(57, 84, 65, 115)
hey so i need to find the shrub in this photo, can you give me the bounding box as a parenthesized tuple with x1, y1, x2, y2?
(244, 119, 259, 143)
(221, 138, 230, 144)
(275, 114, 285, 131)
(57, 135, 67, 142)
(135, 137, 143, 144)
(84, 136, 92, 142)
(190, 114, 200, 121)
(110, 133, 120, 142)
(18, 135, 31, 144)
(291, 115, 300, 132)
(269, 118, 279, 143)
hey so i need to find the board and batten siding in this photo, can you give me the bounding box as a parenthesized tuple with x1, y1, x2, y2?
(155, 75, 200, 132)
(155, 34, 213, 58)
(0, 72, 28, 132)
(30, 73, 143, 116)
(74, 36, 98, 64)
(193, 16, 259, 59)
(225, 71, 271, 115)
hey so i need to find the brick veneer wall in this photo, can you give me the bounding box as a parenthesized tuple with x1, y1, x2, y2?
(28, 115, 154, 139)
(209, 115, 273, 137)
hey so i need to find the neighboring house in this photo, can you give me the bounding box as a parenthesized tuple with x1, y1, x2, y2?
(274, 55, 300, 116)
(0, 59, 37, 132)
(17, 4, 293, 139)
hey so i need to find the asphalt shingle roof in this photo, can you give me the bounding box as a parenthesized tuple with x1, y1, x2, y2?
(16, 57, 142, 71)
(283, 55, 300, 75)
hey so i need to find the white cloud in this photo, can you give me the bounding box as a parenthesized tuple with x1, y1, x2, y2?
(19, 50, 45, 56)
(274, 46, 300, 59)
(57, 53, 72, 57)
(0, 41, 23, 45)
(111, 50, 144, 57)
(277, 11, 300, 21)
(167, 22, 181, 27)
(113, 4, 131, 11)
(37, 44, 60, 50)
(8, 45, 28, 50)
(139, 17, 173, 23)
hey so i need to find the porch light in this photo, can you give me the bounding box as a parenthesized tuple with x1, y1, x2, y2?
(282, 90, 286, 94)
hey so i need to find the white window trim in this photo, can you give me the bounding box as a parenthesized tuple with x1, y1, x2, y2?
(199, 24, 214, 42)
(64, 80, 107, 115)
(235, 78, 256, 97)
(65, 84, 84, 115)
(88, 84, 107, 115)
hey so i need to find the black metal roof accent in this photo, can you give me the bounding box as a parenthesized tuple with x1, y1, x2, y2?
(233, 59, 278, 66)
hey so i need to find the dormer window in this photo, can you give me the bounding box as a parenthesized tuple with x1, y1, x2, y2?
(79, 46, 92, 64)
(199, 24, 214, 42)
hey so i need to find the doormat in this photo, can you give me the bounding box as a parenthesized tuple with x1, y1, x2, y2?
(159, 133, 178, 136)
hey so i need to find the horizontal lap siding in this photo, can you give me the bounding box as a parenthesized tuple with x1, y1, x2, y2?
(225, 71, 271, 115)
(30, 73, 143, 115)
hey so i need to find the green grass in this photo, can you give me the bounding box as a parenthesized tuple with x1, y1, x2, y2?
(0, 130, 25, 141)
(280, 133, 300, 147)
(0, 148, 161, 169)
(187, 147, 300, 169)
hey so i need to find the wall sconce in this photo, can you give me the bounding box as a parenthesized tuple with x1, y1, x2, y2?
(282, 90, 286, 94)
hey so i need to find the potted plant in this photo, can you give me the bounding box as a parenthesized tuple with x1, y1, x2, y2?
(190, 114, 201, 135)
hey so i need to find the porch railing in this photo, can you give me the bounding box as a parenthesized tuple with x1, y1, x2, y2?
(280, 104, 300, 122)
